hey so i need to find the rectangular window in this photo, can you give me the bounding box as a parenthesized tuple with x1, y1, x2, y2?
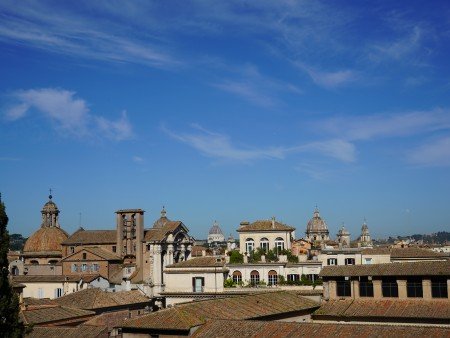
(336, 280, 351, 297)
(431, 277, 448, 298)
(70, 247, 75, 254)
(382, 278, 398, 297)
(287, 274, 300, 282)
(37, 288, 44, 299)
(345, 258, 355, 265)
(359, 278, 374, 297)
(82, 253, 87, 260)
(71, 263, 78, 272)
(260, 242, 269, 253)
(327, 258, 337, 266)
(112, 246, 117, 253)
(92, 264, 99, 272)
(364, 258, 372, 264)
(82, 263, 87, 272)
(407, 278, 423, 298)
(192, 277, 204, 293)
(55, 288, 63, 298)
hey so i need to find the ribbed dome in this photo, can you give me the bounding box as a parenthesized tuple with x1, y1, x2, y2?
(23, 226, 68, 253)
(306, 208, 329, 232)
(153, 206, 170, 228)
(209, 221, 223, 235)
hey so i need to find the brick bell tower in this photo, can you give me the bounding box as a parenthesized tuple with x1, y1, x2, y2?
(116, 209, 144, 274)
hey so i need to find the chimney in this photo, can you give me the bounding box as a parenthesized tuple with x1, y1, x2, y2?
(202, 250, 206, 257)
(271, 216, 275, 229)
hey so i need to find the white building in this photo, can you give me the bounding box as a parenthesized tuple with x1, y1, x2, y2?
(237, 217, 295, 255)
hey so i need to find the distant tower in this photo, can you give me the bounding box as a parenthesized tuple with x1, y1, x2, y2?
(116, 209, 144, 273)
(359, 218, 373, 247)
(305, 206, 330, 243)
(337, 224, 351, 248)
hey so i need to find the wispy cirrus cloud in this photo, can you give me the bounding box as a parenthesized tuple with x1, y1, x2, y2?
(296, 63, 358, 88)
(318, 108, 450, 141)
(0, 1, 178, 69)
(212, 64, 302, 107)
(3, 88, 133, 141)
(162, 123, 355, 163)
(409, 136, 450, 167)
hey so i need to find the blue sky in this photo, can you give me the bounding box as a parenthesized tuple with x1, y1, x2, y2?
(1, 1, 449, 240)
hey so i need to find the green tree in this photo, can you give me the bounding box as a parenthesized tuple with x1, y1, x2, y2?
(228, 250, 244, 264)
(0, 197, 25, 337)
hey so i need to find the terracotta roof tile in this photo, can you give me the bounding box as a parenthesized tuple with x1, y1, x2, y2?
(26, 325, 107, 338)
(314, 299, 450, 321)
(144, 221, 183, 241)
(62, 230, 117, 245)
(13, 275, 82, 283)
(166, 256, 225, 268)
(191, 320, 450, 338)
(122, 291, 319, 331)
(237, 220, 295, 232)
(54, 288, 150, 310)
(320, 260, 450, 277)
(21, 305, 95, 325)
(61, 246, 121, 261)
(391, 247, 449, 258)
(83, 310, 131, 331)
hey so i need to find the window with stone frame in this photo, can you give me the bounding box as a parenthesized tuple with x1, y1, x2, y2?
(268, 270, 278, 286)
(232, 270, 242, 284)
(345, 258, 355, 265)
(245, 238, 255, 253)
(260, 238, 269, 253)
(327, 258, 337, 266)
(250, 270, 260, 286)
(275, 237, 285, 252)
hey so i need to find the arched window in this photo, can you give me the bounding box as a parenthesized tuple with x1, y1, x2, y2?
(250, 270, 260, 286)
(275, 237, 284, 252)
(11, 266, 19, 276)
(268, 270, 278, 286)
(48, 260, 58, 265)
(232, 270, 242, 284)
(245, 238, 255, 253)
(260, 238, 269, 252)
(30, 260, 39, 265)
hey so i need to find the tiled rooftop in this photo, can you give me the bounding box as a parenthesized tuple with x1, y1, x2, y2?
(314, 299, 450, 321)
(54, 288, 150, 310)
(25, 325, 107, 338)
(21, 305, 95, 325)
(122, 291, 319, 331)
(61, 246, 121, 261)
(320, 260, 450, 277)
(62, 229, 117, 245)
(191, 320, 450, 338)
(144, 221, 183, 241)
(13, 275, 82, 282)
(237, 220, 295, 232)
(165, 256, 226, 268)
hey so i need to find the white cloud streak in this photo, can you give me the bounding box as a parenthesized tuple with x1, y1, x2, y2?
(409, 137, 450, 167)
(3, 88, 133, 141)
(162, 124, 355, 163)
(319, 109, 450, 141)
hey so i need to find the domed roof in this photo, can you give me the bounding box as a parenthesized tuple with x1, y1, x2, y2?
(306, 207, 329, 232)
(23, 226, 68, 253)
(209, 221, 223, 235)
(153, 206, 170, 228)
(338, 224, 350, 235)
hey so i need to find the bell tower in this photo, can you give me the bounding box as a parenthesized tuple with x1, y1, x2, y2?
(116, 209, 144, 270)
